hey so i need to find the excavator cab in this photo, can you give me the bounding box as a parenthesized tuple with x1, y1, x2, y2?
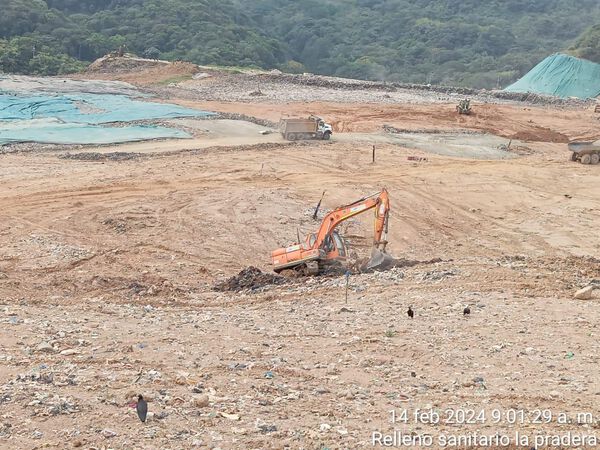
(308, 231, 348, 260)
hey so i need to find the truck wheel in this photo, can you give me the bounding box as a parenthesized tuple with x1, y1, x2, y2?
(322, 132, 331, 141)
(288, 133, 297, 141)
(571, 152, 578, 161)
(581, 154, 592, 164)
(591, 153, 600, 165)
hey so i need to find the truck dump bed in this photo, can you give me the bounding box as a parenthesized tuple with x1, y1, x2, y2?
(568, 140, 600, 164)
(279, 119, 317, 134)
(568, 141, 600, 153)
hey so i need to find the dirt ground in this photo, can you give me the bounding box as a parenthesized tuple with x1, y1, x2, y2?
(1, 65, 600, 449)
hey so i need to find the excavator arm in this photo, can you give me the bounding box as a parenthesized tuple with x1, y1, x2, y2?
(271, 189, 391, 274)
(310, 189, 390, 251)
(371, 189, 390, 249)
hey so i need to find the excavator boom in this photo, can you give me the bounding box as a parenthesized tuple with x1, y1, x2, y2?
(312, 190, 389, 251)
(271, 189, 391, 274)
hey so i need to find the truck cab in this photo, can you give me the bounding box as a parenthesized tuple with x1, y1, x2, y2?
(311, 115, 333, 140)
(317, 120, 333, 140)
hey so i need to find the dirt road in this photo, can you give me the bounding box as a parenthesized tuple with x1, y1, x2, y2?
(174, 99, 600, 142)
(1, 69, 599, 449)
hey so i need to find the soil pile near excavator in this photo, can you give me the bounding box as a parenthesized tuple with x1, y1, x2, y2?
(213, 266, 288, 292)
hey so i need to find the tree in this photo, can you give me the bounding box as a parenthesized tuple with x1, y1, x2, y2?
(143, 47, 161, 60)
(279, 60, 306, 74)
(2, 0, 600, 86)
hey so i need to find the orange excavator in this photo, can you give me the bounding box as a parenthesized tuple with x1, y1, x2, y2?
(271, 189, 392, 275)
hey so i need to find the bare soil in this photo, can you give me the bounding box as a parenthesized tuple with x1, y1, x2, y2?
(1, 65, 600, 449)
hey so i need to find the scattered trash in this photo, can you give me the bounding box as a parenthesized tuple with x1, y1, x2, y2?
(320, 423, 332, 432)
(219, 411, 240, 421)
(228, 362, 248, 370)
(32, 430, 43, 439)
(59, 349, 80, 356)
(47, 396, 78, 415)
(101, 429, 118, 438)
(213, 267, 287, 292)
(257, 424, 277, 433)
(421, 269, 456, 282)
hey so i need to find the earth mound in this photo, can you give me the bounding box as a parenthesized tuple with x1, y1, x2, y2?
(84, 55, 200, 85)
(213, 267, 287, 292)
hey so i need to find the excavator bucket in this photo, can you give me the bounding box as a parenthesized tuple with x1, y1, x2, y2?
(365, 247, 395, 271)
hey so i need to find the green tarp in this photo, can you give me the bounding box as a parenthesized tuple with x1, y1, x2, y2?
(0, 91, 214, 145)
(0, 118, 190, 145)
(504, 53, 600, 99)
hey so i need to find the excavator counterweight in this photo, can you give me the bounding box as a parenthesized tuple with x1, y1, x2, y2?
(271, 189, 391, 275)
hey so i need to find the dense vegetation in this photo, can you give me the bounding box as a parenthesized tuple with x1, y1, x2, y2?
(2, 0, 600, 88)
(570, 24, 600, 63)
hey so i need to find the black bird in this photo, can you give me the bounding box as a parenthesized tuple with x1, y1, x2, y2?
(136, 394, 148, 423)
(463, 306, 471, 316)
(407, 306, 414, 318)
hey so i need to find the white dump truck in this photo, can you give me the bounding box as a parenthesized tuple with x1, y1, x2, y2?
(279, 115, 333, 141)
(568, 141, 600, 165)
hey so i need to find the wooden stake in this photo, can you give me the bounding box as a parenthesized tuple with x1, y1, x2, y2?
(345, 270, 350, 303)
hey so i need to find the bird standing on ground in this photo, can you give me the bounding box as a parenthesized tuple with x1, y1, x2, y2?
(463, 306, 471, 316)
(407, 306, 414, 318)
(136, 394, 148, 423)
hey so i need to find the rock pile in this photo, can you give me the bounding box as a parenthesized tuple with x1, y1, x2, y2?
(260, 72, 593, 106)
(59, 152, 142, 161)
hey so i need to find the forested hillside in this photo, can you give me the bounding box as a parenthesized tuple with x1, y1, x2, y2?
(2, 0, 600, 88)
(571, 24, 600, 64)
